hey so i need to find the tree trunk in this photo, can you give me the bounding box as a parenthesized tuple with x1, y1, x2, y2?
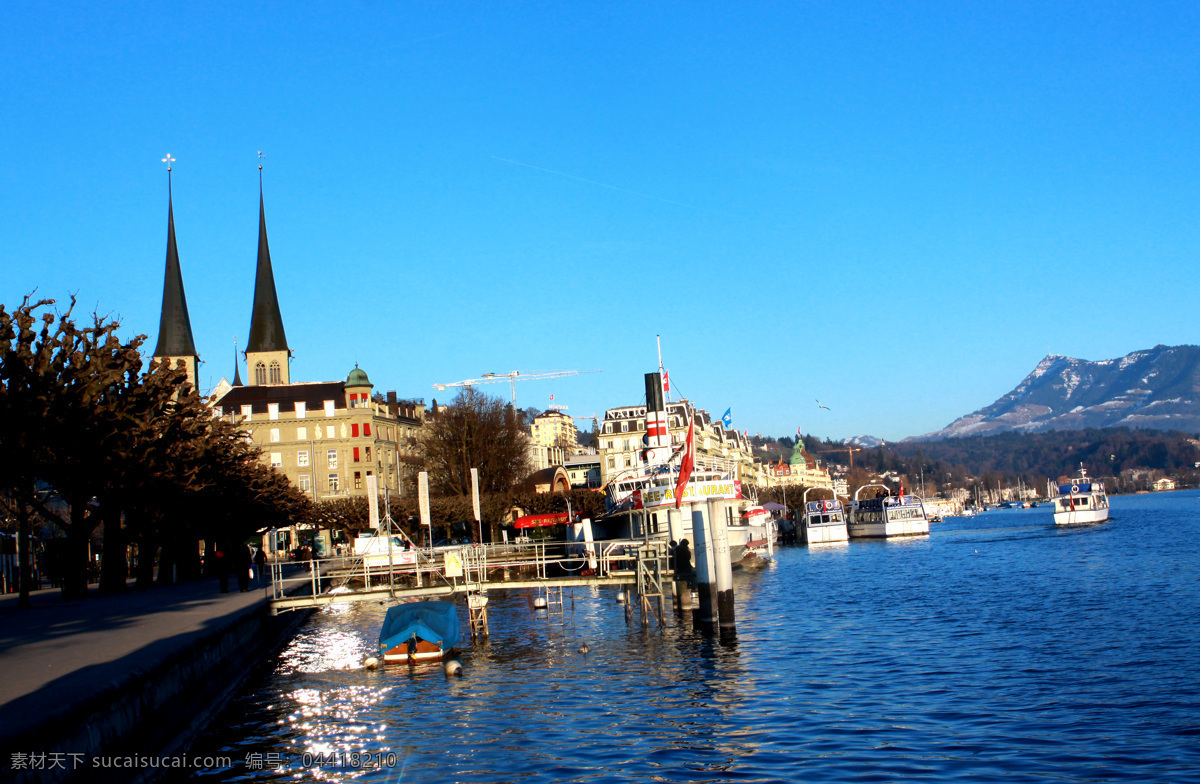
(98, 500, 126, 594)
(61, 496, 91, 600)
(16, 497, 33, 609)
(134, 530, 156, 589)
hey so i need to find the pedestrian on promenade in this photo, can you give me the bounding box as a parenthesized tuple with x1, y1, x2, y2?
(236, 543, 252, 592)
(253, 545, 267, 585)
(216, 544, 229, 593)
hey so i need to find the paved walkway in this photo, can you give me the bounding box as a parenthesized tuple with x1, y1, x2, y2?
(0, 576, 275, 745)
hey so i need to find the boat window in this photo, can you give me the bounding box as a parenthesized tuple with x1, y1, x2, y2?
(1078, 498, 1089, 506)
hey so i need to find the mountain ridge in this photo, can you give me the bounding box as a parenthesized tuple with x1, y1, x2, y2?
(912, 344, 1200, 441)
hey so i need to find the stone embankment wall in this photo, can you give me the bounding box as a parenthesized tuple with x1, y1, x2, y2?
(9, 605, 308, 784)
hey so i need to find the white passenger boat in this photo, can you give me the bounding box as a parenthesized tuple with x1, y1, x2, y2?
(801, 489, 848, 544)
(1053, 468, 1109, 525)
(848, 484, 929, 538)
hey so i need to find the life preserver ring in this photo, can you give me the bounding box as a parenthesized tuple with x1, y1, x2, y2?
(823, 500, 833, 511)
(1071, 484, 1080, 494)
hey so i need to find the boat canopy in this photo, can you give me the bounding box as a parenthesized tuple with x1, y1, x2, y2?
(379, 601, 459, 654)
(1058, 483, 1094, 495)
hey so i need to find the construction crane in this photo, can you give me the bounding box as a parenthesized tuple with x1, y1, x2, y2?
(815, 446, 863, 469)
(432, 370, 600, 408)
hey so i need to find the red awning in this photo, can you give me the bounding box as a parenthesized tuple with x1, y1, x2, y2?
(513, 512, 571, 529)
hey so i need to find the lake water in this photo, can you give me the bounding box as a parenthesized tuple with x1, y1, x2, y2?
(184, 491, 1200, 783)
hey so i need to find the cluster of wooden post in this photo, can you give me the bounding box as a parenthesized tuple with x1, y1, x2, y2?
(671, 497, 736, 637)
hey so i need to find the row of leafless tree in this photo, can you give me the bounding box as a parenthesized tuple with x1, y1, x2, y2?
(0, 296, 310, 605)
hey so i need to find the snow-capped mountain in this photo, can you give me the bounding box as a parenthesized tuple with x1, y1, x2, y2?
(913, 345, 1200, 440)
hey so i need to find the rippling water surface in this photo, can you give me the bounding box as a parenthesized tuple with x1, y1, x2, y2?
(185, 491, 1200, 782)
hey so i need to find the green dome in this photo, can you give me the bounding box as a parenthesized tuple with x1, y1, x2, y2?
(346, 366, 372, 387)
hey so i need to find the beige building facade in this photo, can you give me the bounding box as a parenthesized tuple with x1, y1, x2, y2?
(596, 400, 758, 486)
(214, 368, 424, 502)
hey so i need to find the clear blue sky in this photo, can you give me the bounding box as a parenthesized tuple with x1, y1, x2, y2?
(2, 2, 1197, 442)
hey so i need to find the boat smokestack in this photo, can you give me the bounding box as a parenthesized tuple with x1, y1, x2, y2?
(643, 372, 669, 458)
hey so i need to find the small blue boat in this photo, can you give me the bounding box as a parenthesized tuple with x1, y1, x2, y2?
(378, 601, 460, 663)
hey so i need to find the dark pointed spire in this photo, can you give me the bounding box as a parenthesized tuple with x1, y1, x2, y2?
(152, 168, 199, 358)
(245, 168, 289, 354)
(232, 342, 243, 387)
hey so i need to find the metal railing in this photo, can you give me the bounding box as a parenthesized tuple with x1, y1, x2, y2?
(266, 538, 669, 608)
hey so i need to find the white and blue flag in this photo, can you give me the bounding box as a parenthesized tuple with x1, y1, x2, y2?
(722, 408, 732, 429)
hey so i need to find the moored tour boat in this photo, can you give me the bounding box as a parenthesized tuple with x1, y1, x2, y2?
(848, 484, 929, 538)
(801, 488, 848, 544)
(1053, 468, 1109, 525)
(378, 601, 460, 664)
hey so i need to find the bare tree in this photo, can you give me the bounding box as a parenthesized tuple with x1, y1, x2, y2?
(420, 387, 530, 497)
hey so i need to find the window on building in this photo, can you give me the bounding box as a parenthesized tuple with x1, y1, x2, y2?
(298, 450, 309, 467)
(269, 361, 282, 384)
(353, 447, 360, 462)
(240, 404, 253, 419)
(269, 428, 280, 443)
(354, 471, 362, 490)
(621, 422, 629, 432)
(607, 456, 616, 470)
(605, 423, 612, 434)
(352, 423, 360, 438)
(297, 426, 307, 440)
(364, 423, 372, 437)
(254, 362, 266, 385)
(295, 401, 306, 418)
(267, 403, 279, 420)
(328, 473, 339, 491)
(365, 446, 372, 462)
(324, 400, 335, 417)
(327, 449, 338, 469)
(326, 425, 335, 438)
(637, 420, 643, 431)
(270, 452, 282, 468)
(298, 475, 310, 492)
(624, 454, 632, 468)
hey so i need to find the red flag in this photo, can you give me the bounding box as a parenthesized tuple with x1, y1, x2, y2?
(797, 425, 802, 436)
(662, 370, 670, 392)
(898, 481, 904, 499)
(549, 394, 554, 401)
(674, 415, 695, 509)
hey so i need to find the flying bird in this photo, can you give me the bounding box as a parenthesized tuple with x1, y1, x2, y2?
(816, 400, 831, 410)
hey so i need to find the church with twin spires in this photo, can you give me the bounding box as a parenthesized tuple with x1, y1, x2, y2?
(150, 168, 424, 504)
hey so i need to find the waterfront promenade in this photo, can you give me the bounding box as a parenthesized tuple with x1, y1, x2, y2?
(0, 575, 289, 782)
